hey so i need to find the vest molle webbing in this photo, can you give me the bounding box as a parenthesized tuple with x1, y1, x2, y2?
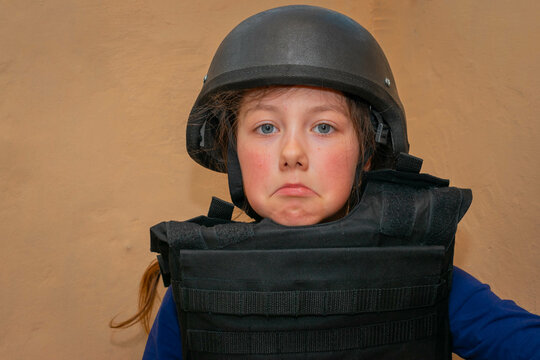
(150, 169, 472, 359)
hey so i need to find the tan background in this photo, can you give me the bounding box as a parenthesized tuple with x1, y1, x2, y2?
(1, 1, 538, 359)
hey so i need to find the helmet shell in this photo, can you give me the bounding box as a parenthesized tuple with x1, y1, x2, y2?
(187, 5, 408, 172)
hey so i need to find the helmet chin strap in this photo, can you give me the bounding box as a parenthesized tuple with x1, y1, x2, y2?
(353, 144, 373, 205)
(226, 133, 263, 221)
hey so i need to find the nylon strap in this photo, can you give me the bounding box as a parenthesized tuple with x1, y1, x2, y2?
(395, 153, 423, 173)
(180, 283, 441, 315)
(156, 254, 170, 287)
(226, 121, 261, 220)
(187, 313, 437, 354)
(207, 196, 234, 220)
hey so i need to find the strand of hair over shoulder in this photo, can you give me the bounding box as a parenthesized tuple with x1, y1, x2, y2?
(109, 259, 161, 334)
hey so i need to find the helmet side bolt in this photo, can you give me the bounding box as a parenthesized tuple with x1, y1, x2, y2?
(203, 74, 208, 83)
(384, 78, 391, 87)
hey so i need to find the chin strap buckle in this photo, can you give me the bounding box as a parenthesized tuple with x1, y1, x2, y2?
(370, 109, 389, 145)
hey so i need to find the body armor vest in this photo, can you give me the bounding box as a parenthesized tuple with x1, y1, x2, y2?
(151, 169, 472, 359)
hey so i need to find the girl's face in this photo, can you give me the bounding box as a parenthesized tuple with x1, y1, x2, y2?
(236, 86, 360, 226)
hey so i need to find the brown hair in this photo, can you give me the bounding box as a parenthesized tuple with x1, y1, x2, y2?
(110, 86, 389, 333)
(109, 259, 161, 333)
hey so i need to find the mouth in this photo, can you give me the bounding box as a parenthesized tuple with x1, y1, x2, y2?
(274, 183, 317, 197)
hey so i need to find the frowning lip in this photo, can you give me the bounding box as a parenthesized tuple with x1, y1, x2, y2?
(273, 183, 317, 197)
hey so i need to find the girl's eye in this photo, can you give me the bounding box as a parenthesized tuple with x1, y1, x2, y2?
(257, 123, 277, 134)
(313, 123, 334, 134)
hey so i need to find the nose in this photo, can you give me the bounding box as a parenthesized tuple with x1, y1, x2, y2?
(279, 133, 308, 171)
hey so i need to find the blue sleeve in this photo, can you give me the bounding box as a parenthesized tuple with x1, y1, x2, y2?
(450, 267, 540, 360)
(143, 287, 183, 360)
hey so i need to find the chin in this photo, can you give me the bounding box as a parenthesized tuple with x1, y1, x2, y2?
(270, 211, 322, 227)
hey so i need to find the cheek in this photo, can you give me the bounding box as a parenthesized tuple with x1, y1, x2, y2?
(238, 144, 272, 193)
(321, 142, 358, 179)
(323, 153, 356, 184)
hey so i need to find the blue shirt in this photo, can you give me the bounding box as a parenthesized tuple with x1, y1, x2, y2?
(143, 267, 540, 359)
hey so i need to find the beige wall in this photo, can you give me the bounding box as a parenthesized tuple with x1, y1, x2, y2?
(1, 1, 538, 358)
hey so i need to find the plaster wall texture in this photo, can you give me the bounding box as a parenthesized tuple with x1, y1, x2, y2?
(0, 1, 538, 359)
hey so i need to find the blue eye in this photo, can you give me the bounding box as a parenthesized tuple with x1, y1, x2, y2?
(314, 123, 334, 134)
(257, 123, 277, 134)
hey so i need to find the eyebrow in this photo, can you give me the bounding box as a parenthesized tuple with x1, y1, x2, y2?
(307, 105, 349, 117)
(241, 104, 280, 116)
(241, 103, 349, 117)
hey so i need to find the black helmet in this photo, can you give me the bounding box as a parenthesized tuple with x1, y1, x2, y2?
(187, 5, 408, 173)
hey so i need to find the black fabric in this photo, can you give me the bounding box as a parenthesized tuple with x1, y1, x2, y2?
(364, 169, 450, 188)
(395, 152, 423, 173)
(167, 221, 207, 250)
(380, 187, 416, 237)
(180, 283, 441, 315)
(156, 254, 170, 287)
(151, 170, 471, 359)
(150, 221, 168, 253)
(176, 247, 445, 288)
(188, 313, 436, 354)
(207, 197, 234, 221)
(213, 223, 254, 248)
(426, 188, 465, 245)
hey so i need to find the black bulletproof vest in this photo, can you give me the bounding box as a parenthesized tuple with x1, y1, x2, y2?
(151, 170, 472, 360)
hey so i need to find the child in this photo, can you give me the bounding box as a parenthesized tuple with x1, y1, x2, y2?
(111, 5, 540, 359)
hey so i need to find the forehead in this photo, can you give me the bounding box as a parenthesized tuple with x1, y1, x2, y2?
(239, 86, 349, 113)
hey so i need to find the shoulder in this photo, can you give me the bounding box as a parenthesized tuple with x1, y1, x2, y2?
(450, 267, 540, 360)
(143, 287, 182, 360)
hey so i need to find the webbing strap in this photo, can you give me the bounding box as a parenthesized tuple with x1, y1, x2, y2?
(207, 196, 234, 221)
(395, 153, 423, 173)
(187, 313, 436, 354)
(181, 283, 440, 315)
